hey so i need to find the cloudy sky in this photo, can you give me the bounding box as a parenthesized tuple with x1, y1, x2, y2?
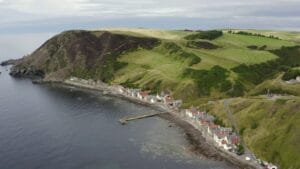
(0, 0, 300, 34)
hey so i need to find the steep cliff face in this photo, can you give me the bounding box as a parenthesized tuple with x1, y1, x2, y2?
(10, 30, 160, 81)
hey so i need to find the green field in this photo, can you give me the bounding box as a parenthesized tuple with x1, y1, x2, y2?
(226, 29, 300, 42)
(106, 29, 300, 168)
(109, 29, 299, 100)
(103, 28, 190, 40)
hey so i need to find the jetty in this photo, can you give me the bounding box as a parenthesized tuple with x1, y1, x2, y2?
(119, 112, 168, 125)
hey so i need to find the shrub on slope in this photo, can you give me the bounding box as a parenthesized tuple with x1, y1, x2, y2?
(182, 66, 240, 96)
(282, 69, 300, 81)
(164, 42, 201, 66)
(184, 30, 223, 40)
(232, 46, 300, 85)
(187, 41, 219, 49)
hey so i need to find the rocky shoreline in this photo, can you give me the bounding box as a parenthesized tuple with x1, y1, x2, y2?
(0, 59, 20, 66)
(159, 113, 260, 169)
(32, 78, 261, 169)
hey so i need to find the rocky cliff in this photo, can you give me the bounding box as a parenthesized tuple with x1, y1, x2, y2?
(10, 30, 160, 82)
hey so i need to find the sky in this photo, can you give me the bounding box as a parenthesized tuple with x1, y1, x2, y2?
(0, 33, 53, 59)
(1, 0, 300, 34)
(0, 0, 300, 59)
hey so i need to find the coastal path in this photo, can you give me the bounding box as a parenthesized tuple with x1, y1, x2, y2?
(224, 99, 258, 162)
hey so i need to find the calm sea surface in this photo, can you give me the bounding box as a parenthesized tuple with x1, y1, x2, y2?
(0, 64, 232, 169)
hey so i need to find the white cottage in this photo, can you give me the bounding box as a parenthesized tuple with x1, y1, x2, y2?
(70, 77, 77, 81)
(156, 94, 163, 102)
(137, 91, 149, 100)
(213, 131, 232, 151)
(213, 131, 226, 146)
(221, 140, 232, 151)
(207, 123, 219, 136)
(116, 86, 125, 94)
(185, 107, 198, 119)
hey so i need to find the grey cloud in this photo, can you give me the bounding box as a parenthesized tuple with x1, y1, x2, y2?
(0, 0, 299, 34)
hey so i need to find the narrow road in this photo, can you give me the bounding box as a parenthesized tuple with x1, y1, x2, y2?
(224, 99, 239, 133)
(223, 99, 258, 162)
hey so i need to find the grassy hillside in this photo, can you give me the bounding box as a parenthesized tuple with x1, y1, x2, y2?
(109, 29, 300, 168)
(226, 29, 300, 42)
(109, 29, 299, 102)
(10, 28, 300, 169)
(103, 28, 190, 40)
(200, 96, 300, 169)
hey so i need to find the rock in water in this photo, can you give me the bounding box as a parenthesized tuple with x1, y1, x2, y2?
(0, 59, 19, 66)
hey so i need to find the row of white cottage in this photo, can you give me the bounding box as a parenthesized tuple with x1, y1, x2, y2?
(185, 108, 278, 169)
(185, 107, 240, 152)
(116, 86, 182, 109)
(67, 77, 182, 108)
(115, 84, 240, 152)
